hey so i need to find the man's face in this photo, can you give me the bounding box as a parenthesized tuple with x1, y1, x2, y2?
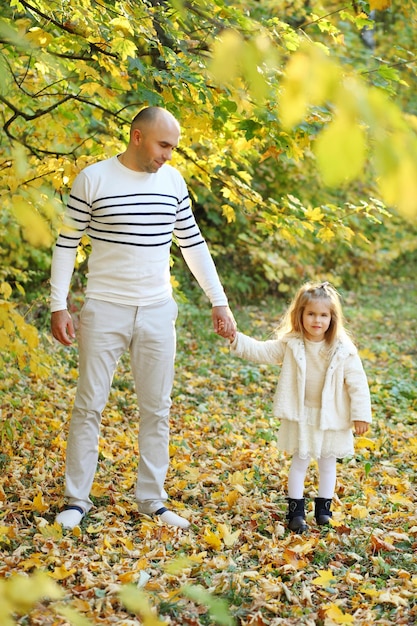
(133, 116, 180, 173)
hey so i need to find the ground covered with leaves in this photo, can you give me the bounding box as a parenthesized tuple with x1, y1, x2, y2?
(1, 278, 416, 625)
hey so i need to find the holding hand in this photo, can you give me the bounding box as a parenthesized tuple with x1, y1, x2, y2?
(212, 306, 236, 340)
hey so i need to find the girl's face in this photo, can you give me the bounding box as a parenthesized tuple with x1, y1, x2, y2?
(302, 299, 332, 342)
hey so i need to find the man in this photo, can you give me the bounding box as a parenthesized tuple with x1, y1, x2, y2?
(51, 106, 235, 530)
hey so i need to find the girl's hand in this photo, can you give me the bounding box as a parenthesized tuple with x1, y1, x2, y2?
(353, 420, 369, 435)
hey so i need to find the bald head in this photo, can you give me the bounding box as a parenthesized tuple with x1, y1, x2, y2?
(131, 107, 180, 134)
(121, 106, 181, 173)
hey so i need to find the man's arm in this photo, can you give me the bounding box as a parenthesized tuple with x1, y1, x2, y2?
(181, 242, 236, 337)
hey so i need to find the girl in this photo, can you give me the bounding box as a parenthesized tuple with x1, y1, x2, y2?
(228, 282, 372, 532)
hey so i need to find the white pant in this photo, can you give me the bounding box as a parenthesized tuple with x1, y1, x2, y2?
(64, 297, 177, 514)
(288, 453, 337, 499)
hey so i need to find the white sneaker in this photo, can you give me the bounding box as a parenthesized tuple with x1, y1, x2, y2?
(56, 506, 85, 529)
(153, 506, 190, 529)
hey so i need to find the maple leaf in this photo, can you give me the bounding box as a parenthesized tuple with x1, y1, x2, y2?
(283, 548, 309, 570)
(317, 226, 335, 242)
(370, 533, 396, 553)
(32, 491, 48, 513)
(388, 493, 414, 508)
(49, 565, 77, 580)
(323, 603, 354, 624)
(225, 490, 240, 508)
(377, 591, 408, 607)
(218, 523, 242, 547)
(312, 569, 335, 587)
(305, 207, 325, 222)
(350, 504, 369, 519)
(203, 527, 223, 550)
(355, 437, 376, 450)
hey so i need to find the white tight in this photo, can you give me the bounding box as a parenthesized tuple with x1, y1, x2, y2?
(288, 453, 337, 499)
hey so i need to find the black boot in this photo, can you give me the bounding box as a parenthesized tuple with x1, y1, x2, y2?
(315, 497, 333, 525)
(287, 498, 307, 533)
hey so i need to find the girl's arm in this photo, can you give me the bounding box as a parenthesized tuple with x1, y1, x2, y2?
(230, 331, 285, 364)
(344, 354, 372, 425)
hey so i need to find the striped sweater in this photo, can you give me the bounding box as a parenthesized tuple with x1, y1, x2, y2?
(50, 156, 228, 311)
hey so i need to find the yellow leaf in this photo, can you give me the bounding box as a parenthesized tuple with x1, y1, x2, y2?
(119, 571, 137, 584)
(345, 571, 363, 584)
(317, 227, 334, 242)
(360, 585, 379, 597)
(379, 155, 417, 221)
(359, 347, 377, 361)
(350, 504, 369, 519)
(203, 527, 222, 550)
(0, 526, 13, 544)
(355, 437, 376, 450)
(370, 0, 391, 9)
(377, 590, 408, 607)
(0, 282, 12, 299)
(49, 565, 77, 580)
(209, 29, 242, 83)
(283, 548, 309, 570)
(25, 27, 53, 47)
(314, 116, 367, 186)
(39, 523, 63, 540)
(20, 553, 45, 570)
(12, 197, 53, 248)
(217, 523, 241, 547)
(164, 556, 193, 574)
(323, 603, 354, 624)
(4, 571, 64, 612)
(119, 586, 167, 625)
(305, 207, 325, 221)
(312, 569, 335, 586)
(225, 490, 240, 508)
(54, 604, 94, 626)
(229, 471, 245, 486)
(221, 204, 236, 223)
(110, 16, 134, 36)
(290, 539, 316, 554)
(280, 43, 340, 129)
(111, 37, 137, 61)
(388, 493, 414, 508)
(32, 492, 48, 513)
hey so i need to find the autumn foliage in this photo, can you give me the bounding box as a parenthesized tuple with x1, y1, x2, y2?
(1, 0, 417, 623)
(1, 279, 417, 624)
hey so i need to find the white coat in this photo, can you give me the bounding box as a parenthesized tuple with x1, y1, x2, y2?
(230, 332, 372, 431)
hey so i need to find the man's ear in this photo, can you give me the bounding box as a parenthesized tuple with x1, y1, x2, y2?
(132, 128, 142, 145)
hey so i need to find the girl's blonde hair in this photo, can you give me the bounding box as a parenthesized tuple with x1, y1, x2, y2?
(277, 281, 346, 347)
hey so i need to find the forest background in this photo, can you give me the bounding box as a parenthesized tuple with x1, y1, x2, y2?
(0, 0, 417, 625)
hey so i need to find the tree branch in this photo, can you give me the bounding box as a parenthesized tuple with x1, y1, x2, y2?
(18, 0, 118, 58)
(298, 4, 352, 29)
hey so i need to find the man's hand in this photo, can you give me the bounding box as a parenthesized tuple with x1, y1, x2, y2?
(51, 309, 76, 346)
(353, 420, 369, 436)
(212, 305, 236, 340)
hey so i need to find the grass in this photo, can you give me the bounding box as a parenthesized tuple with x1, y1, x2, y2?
(0, 276, 416, 625)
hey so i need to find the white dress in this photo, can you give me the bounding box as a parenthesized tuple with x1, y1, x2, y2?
(277, 339, 355, 459)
